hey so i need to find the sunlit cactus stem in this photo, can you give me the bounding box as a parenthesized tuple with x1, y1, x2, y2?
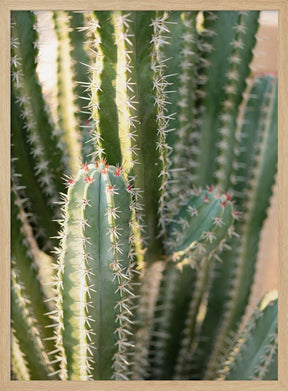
(11, 11, 68, 250)
(51, 161, 136, 380)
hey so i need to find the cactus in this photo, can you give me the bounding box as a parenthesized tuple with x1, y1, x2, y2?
(11, 170, 58, 379)
(50, 161, 137, 380)
(11, 10, 278, 381)
(166, 187, 235, 264)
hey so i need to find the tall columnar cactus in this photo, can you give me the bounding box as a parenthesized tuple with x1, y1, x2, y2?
(11, 10, 278, 381)
(50, 161, 137, 380)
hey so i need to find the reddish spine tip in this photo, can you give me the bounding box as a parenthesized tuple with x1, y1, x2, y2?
(203, 194, 209, 203)
(208, 185, 214, 193)
(81, 163, 89, 172)
(221, 201, 227, 208)
(126, 184, 132, 192)
(225, 192, 231, 202)
(85, 176, 95, 184)
(114, 166, 122, 177)
(98, 157, 107, 166)
(107, 185, 114, 194)
(193, 185, 199, 195)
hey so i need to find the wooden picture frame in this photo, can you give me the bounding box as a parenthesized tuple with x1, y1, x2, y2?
(1, 1, 287, 390)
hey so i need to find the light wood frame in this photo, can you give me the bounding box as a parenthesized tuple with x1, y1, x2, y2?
(0, 1, 287, 390)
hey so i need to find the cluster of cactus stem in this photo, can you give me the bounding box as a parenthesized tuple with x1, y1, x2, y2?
(11, 10, 278, 381)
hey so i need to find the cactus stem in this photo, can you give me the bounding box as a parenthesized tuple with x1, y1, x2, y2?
(81, 12, 104, 162)
(53, 11, 81, 173)
(204, 77, 277, 379)
(150, 12, 176, 237)
(11, 38, 59, 209)
(217, 297, 278, 380)
(174, 258, 213, 379)
(113, 12, 139, 173)
(215, 12, 259, 191)
(169, 12, 201, 213)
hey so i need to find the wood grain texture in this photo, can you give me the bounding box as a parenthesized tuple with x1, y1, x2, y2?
(0, 0, 285, 10)
(0, 380, 285, 390)
(278, 0, 288, 387)
(0, 0, 11, 390)
(1, 1, 287, 390)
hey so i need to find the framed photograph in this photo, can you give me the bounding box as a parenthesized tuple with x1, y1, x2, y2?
(1, 1, 287, 390)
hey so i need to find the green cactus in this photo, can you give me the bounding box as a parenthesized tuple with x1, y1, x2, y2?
(11, 10, 278, 381)
(166, 187, 235, 264)
(11, 170, 58, 379)
(217, 293, 278, 380)
(11, 11, 67, 251)
(50, 161, 136, 380)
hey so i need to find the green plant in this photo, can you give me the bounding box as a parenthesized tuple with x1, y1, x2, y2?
(11, 10, 278, 381)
